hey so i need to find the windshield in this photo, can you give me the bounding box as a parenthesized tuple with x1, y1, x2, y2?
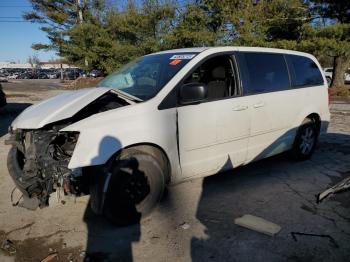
(97, 52, 198, 100)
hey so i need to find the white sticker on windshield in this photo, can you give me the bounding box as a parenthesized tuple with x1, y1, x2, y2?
(170, 54, 196, 60)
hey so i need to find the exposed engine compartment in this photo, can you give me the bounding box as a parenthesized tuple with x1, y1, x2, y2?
(8, 130, 81, 208)
(6, 91, 130, 209)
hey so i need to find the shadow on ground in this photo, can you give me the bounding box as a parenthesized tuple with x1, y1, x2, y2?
(79, 133, 350, 262)
(83, 206, 140, 262)
(83, 136, 144, 262)
(0, 103, 32, 137)
(191, 132, 350, 262)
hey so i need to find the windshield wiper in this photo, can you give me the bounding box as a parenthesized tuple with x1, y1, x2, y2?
(109, 88, 143, 102)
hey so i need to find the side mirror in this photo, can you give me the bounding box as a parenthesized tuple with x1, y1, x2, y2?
(179, 83, 208, 105)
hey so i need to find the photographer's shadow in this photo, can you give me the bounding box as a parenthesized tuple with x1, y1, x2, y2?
(83, 136, 142, 262)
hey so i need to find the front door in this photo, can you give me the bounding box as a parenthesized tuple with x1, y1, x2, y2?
(177, 54, 251, 178)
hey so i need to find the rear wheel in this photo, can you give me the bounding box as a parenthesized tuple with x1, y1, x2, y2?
(102, 149, 165, 226)
(292, 118, 318, 160)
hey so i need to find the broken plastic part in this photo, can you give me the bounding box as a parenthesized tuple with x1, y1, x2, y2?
(234, 214, 281, 236)
(291, 232, 339, 248)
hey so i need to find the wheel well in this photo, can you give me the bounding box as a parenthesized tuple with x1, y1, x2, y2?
(124, 143, 171, 184)
(306, 113, 321, 134)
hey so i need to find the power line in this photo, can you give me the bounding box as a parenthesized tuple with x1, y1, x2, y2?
(0, 6, 31, 8)
(0, 21, 30, 22)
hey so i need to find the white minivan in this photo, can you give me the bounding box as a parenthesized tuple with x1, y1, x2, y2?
(7, 47, 330, 225)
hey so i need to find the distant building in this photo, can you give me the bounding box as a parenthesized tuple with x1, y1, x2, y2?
(0, 61, 78, 69)
(0, 61, 33, 69)
(39, 61, 78, 69)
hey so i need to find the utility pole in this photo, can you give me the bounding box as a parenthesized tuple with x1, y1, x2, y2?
(60, 32, 64, 81)
(77, 0, 88, 68)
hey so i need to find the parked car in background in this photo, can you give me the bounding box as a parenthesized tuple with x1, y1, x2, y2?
(7, 74, 19, 80)
(38, 72, 49, 79)
(323, 67, 350, 86)
(0, 68, 82, 80)
(0, 74, 8, 82)
(89, 69, 103, 78)
(60, 69, 77, 80)
(19, 71, 38, 79)
(6, 47, 330, 225)
(79, 69, 87, 77)
(0, 84, 6, 108)
(47, 71, 59, 79)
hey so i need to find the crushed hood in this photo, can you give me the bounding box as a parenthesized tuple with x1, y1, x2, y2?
(12, 88, 111, 130)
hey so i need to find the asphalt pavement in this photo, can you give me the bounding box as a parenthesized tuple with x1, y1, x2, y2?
(0, 80, 349, 262)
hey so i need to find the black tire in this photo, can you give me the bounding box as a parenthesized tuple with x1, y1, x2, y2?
(326, 77, 332, 86)
(7, 147, 32, 196)
(102, 149, 165, 226)
(292, 118, 318, 160)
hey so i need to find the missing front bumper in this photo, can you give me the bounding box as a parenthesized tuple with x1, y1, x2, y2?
(6, 130, 82, 210)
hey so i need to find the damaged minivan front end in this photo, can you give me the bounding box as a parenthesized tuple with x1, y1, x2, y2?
(6, 88, 132, 210)
(6, 128, 82, 209)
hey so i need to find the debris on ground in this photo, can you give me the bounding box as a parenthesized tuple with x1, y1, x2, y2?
(316, 176, 350, 203)
(291, 232, 339, 248)
(234, 214, 281, 236)
(64, 77, 103, 90)
(40, 252, 58, 262)
(1, 239, 16, 255)
(179, 222, 191, 230)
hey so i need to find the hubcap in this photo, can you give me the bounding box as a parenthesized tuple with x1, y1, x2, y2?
(299, 127, 315, 155)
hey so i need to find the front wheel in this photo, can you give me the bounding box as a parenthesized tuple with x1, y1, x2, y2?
(292, 118, 318, 160)
(102, 149, 165, 226)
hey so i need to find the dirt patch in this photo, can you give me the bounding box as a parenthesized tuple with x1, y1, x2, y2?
(0, 229, 84, 262)
(5, 94, 31, 98)
(64, 77, 103, 90)
(330, 86, 350, 98)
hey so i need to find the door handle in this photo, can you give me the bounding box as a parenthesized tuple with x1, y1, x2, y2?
(232, 105, 248, 111)
(253, 102, 265, 108)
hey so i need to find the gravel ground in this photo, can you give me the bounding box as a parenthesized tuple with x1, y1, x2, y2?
(0, 80, 349, 262)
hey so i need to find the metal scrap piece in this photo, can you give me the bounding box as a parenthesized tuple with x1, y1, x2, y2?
(40, 252, 58, 262)
(316, 176, 350, 203)
(1, 239, 16, 255)
(291, 232, 339, 248)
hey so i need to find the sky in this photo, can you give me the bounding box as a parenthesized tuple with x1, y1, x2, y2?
(0, 0, 57, 63)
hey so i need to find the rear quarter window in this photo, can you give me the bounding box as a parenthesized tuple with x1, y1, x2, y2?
(286, 55, 323, 87)
(238, 52, 290, 95)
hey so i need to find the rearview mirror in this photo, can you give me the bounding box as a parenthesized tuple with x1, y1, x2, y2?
(179, 83, 208, 105)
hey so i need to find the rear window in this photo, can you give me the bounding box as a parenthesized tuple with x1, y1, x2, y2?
(239, 52, 290, 95)
(286, 55, 323, 87)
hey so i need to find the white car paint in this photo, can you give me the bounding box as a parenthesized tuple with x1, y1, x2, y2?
(11, 47, 330, 183)
(12, 88, 110, 129)
(177, 95, 251, 178)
